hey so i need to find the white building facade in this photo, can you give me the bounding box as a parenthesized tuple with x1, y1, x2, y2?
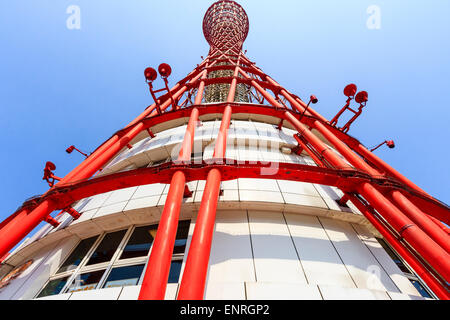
(0, 117, 433, 300)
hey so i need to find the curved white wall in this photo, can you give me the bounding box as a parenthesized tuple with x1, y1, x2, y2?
(0, 120, 427, 300)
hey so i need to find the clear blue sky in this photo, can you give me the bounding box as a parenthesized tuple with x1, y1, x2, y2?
(0, 0, 449, 231)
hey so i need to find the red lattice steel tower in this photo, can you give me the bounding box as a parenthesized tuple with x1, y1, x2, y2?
(1, 0, 449, 300)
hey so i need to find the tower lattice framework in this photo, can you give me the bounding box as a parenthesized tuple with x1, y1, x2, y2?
(0, 0, 449, 300)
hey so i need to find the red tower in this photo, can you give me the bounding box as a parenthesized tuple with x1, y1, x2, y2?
(0, 0, 449, 300)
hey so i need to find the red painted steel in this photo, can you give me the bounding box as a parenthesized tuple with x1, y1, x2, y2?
(358, 183, 450, 283)
(0, 68, 205, 258)
(178, 51, 238, 299)
(1, 0, 448, 301)
(138, 67, 209, 300)
(347, 194, 449, 300)
(138, 170, 186, 300)
(390, 190, 450, 253)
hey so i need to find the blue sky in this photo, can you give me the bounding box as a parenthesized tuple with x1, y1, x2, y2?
(0, 1, 449, 235)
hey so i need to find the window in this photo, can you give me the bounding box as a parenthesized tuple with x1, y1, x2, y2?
(86, 230, 127, 266)
(119, 225, 157, 260)
(36, 220, 191, 299)
(37, 277, 69, 298)
(102, 264, 145, 289)
(168, 261, 183, 283)
(66, 270, 106, 293)
(57, 237, 97, 273)
(173, 221, 190, 255)
(377, 238, 434, 299)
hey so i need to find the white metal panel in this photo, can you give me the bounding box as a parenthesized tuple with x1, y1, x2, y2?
(239, 190, 285, 204)
(277, 180, 320, 197)
(246, 282, 322, 300)
(284, 214, 356, 288)
(80, 192, 112, 212)
(387, 291, 425, 300)
(0, 236, 78, 300)
(352, 224, 419, 295)
(93, 202, 128, 219)
(207, 210, 256, 283)
(12, 236, 80, 300)
(69, 287, 123, 300)
(0, 251, 51, 299)
(102, 187, 137, 206)
(319, 285, 390, 300)
(205, 282, 246, 300)
(165, 283, 179, 300)
(117, 284, 178, 300)
(282, 193, 327, 209)
(36, 293, 73, 300)
(132, 184, 166, 199)
(221, 179, 238, 190)
(248, 211, 307, 283)
(319, 218, 399, 292)
(238, 178, 280, 192)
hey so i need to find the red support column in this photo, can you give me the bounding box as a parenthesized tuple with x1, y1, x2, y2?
(428, 215, 450, 235)
(0, 68, 205, 259)
(138, 67, 209, 300)
(0, 200, 57, 258)
(293, 134, 326, 168)
(347, 194, 449, 300)
(178, 54, 239, 300)
(390, 190, 450, 253)
(280, 102, 450, 287)
(358, 183, 450, 283)
(177, 168, 222, 300)
(138, 170, 186, 300)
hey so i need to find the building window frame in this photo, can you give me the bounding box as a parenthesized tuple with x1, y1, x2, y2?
(376, 237, 436, 299)
(35, 220, 191, 299)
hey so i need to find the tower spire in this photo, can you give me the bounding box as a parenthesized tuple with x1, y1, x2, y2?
(203, 0, 249, 52)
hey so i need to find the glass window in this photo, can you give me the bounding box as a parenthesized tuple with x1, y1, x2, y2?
(377, 238, 411, 274)
(66, 270, 106, 293)
(37, 277, 69, 298)
(102, 264, 145, 289)
(86, 230, 127, 266)
(57, 237, 97, 273)
(409, 279, 432, 299)
(168, 261, 183, 283)
(377, 238, 434, 299)
(120, 225, 157, 260)
(173, 221, 190, 255)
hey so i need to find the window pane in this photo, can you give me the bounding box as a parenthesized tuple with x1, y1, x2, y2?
(86, 230, 127, 266)
(410, 279, 432, 298)
(102, 264, 145, 289)
(120, 225, 157, 260)
(376, 238, 411, 274)
(66, 270, 106, 293)
(168, 261, 182, 283)
(173, 221, 190, 255)
(37, 277, 69, 298)
(57, 237, 97, 273)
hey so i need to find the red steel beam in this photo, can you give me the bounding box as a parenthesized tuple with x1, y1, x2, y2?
(9, 103, 449, 226)
(178, 54, 240, 300)
(138, 67, 209, 300)
(358, 183, 450, 283)
(390, 190, 450, 253)
(241, 71, 450, 286)
(347, 194, 449, 300)
(0, 63, 206, 259)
